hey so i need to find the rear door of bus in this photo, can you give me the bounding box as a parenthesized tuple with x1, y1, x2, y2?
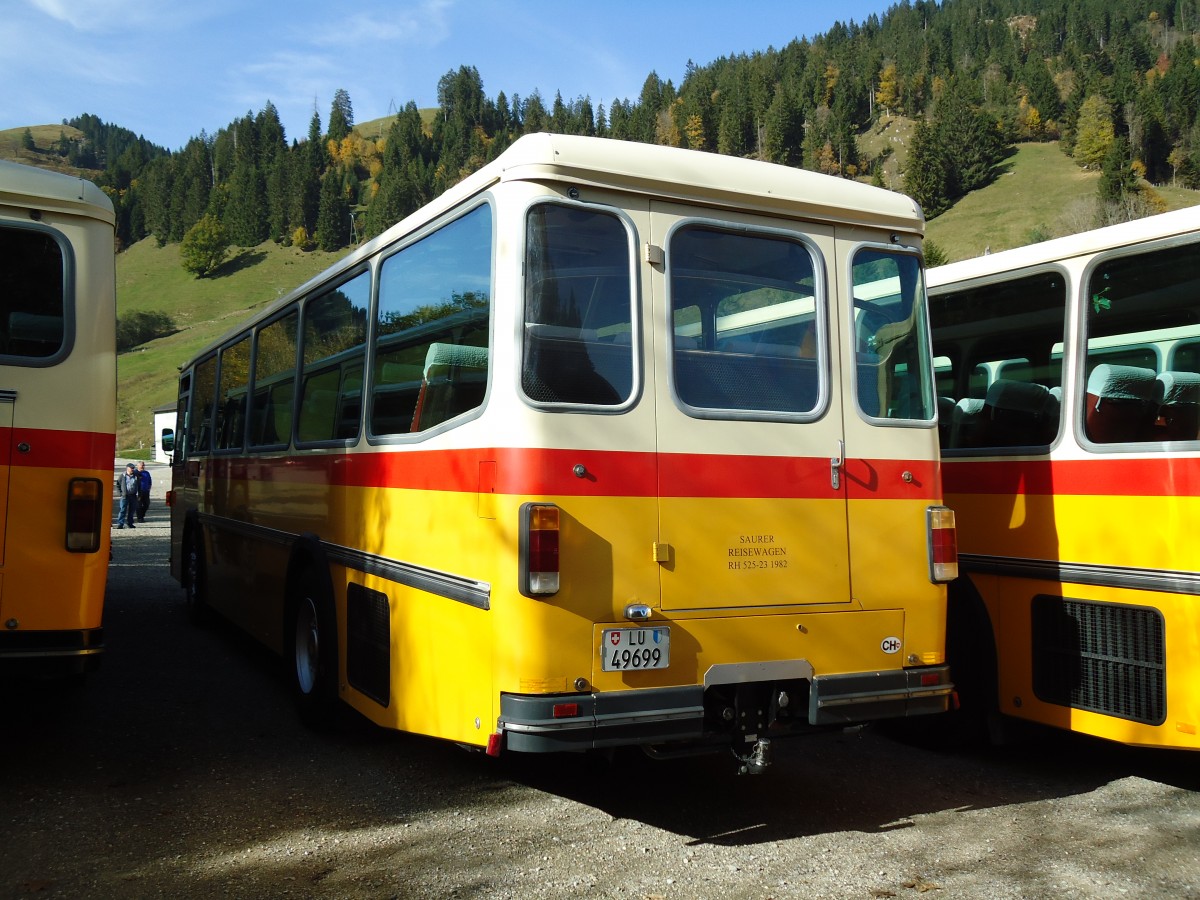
(651, 207, 852, 611)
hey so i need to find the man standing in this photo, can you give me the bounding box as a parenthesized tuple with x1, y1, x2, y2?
(136, 461, 152, 522)
(117, 463, 139, 529)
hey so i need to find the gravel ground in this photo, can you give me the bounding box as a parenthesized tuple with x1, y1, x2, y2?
(2, 461, 1199, 899)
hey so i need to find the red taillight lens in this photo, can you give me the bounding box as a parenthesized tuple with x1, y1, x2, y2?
(927, 505, 958, 583)
(552, 702, 580, 718)
(519, 502, 560, 597)
(66, 477, 103, 553)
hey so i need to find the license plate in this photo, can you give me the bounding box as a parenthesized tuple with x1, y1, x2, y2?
(601, 627, 670, 671)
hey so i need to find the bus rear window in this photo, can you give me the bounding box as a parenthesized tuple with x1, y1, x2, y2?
(669, 225, 820, 417)
(522, 204, 634, 407)
(851, 249, 935, 422)
(0, 225, 66, 359)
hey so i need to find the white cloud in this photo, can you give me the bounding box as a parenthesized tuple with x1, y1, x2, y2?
(307, 0, 453, 48)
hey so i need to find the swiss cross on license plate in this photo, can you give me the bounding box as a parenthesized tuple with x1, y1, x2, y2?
(600, 627, 670, 671)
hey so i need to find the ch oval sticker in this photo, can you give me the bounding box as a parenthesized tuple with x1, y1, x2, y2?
(880, 636, 902, 654)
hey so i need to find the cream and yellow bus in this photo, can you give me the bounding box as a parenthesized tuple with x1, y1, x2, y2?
(0, 161, 115, 675)
(927, 206, 1200, 748)
(167, 133, 955, 771)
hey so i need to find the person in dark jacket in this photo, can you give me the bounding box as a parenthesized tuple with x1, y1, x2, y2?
(117, 463, 139, 529)
(136, 461, 152, 522)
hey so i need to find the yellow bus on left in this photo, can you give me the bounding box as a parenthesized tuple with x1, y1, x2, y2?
(0, 160, 115, 676)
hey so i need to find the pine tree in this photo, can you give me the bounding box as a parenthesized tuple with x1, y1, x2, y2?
(904, 117, 951, 217)
(1098, 135, 1139, 202)
(329, 89, 354, 143)
(315, 169, 350, 251)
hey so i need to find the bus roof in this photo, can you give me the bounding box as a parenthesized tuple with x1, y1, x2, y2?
(927, 205, 1200, 290)
(0, 160, 115, 226)
(485, 133, 924, 231)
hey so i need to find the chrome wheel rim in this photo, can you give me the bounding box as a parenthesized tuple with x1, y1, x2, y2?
(294, 595, 320, 695)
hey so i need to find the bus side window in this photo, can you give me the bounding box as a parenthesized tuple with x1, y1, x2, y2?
(188, 357, 217, 454)
(1084, 241, 1200, 444)
(372, 204, 492, 436)
(249, 310, 298, 448)
(929, 270, 1067, 451)
(297, 271, 369, 445)
(174, 374, 191, 462)
(214, 335, 250, 451)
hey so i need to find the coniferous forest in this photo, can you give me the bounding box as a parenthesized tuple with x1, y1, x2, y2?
(31, 0, 1200, 263)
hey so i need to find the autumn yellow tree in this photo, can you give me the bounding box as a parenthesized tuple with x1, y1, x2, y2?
(876, 63, 899, 116)
(1074, 94, 1115, 168)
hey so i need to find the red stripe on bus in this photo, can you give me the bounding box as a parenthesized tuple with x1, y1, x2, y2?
(0, 428, 116, 471)
(943, 456, 1200, 497)
(211, 448, 941, 500)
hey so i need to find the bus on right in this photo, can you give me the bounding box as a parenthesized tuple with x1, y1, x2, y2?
(927, 206, 1200, 749)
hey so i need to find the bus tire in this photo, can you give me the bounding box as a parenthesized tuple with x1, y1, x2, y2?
(183, 527, 209, 626)
(286, 566, 340, 730)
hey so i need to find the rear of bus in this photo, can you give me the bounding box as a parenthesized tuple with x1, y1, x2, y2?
(472, 138, 956, 769)
(0, 161, 115, 675)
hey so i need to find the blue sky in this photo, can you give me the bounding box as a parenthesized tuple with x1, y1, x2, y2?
(3, 0, 897, 151)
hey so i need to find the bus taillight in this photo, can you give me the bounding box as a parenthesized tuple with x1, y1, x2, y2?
(66, 477, 103, 553)
(927, 505, 958, 583)
(519, 502, 560, 597)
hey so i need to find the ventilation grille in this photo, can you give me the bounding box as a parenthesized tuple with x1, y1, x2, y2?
(347, 583, 390, 707)
(1031, 595, 1165, 725)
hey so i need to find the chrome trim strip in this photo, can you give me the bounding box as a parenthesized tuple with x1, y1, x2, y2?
(0, 648, 103, 659)
(815, 685, 954, 708)
(198, 513, 492, 610)
(960, 553, 1200, 596)
(500, 706, 703, 734)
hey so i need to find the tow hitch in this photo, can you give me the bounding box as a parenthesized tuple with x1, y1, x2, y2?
(734, 736, 772, 774)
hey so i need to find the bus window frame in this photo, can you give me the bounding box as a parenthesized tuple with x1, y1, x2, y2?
(367, 198, 497, 444)
(213, 333, 252, 455)
(931, 262, 1073, 458)
(1074, 233, 1200, 452)
(664, 216, 829, 424)
(294, 265, 372, 450)
(518, 197, 641, 416)
(187, 354, 219, 457)
(847, 241, 937, 429)
(0, 219, 77, 368)
(247, 305, 301, 452)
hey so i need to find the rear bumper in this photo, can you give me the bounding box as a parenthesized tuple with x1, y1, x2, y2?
(497, 664, 952, 753)
(0, 628, 104, 675)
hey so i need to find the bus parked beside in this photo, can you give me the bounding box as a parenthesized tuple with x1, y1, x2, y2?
(167, 134, 955, 771)
(927, 206, 1200, 749)
(0, 161, 116, 675)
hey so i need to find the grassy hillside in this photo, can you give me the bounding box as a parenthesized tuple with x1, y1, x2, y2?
(925, 142, 1200, 261)
(116, 241, 340, 452)
(0, 124, 99, 176)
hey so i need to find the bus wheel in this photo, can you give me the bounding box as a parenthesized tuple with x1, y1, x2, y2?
(287, 574, 340, 729)
(183, 529, 209, 625)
